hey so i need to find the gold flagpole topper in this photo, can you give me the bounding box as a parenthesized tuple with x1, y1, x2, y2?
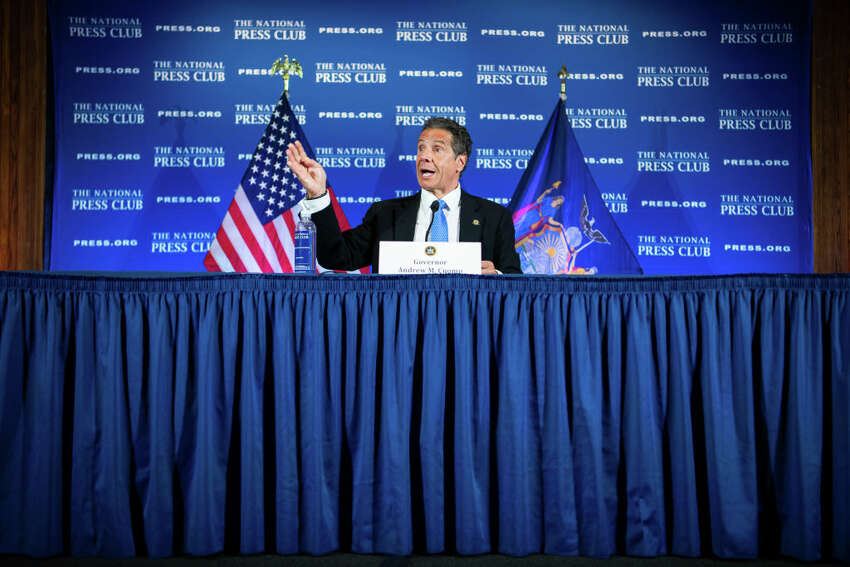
(270, 55, 303, 97)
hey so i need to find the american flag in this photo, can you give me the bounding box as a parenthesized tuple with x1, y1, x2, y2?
(204, 92, 360, 272)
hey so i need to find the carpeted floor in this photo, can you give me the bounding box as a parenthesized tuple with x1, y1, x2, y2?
(4, 554, 846, 567)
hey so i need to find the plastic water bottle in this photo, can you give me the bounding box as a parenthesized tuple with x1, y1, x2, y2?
(293, 215, 316, 273)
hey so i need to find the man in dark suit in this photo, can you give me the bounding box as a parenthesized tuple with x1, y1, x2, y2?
(286, 117, 522, 274)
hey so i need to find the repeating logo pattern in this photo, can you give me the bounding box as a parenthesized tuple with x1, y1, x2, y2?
(49, 1, 812, 273)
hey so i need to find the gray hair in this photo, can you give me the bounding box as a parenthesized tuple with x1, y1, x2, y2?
(421, 116, 472, 173)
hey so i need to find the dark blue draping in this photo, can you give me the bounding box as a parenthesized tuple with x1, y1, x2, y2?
(0, 272, 847, 561)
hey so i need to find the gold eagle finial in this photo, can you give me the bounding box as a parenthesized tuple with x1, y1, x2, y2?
(270, 55, 303, 97)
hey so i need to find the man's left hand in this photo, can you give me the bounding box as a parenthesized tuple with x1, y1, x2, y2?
(481, 260, 499, 275)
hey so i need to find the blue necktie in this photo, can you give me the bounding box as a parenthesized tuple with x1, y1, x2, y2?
(429, 200, 449, 242)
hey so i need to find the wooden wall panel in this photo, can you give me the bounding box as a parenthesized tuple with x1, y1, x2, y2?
(0, 1, 847, 272)
(0, 0, 47, 271)
(812, 0, 850, 273)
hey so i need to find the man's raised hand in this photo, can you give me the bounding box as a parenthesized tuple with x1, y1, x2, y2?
(286, 140, 327, 198)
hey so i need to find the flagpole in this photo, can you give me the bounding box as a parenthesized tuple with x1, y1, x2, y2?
(558, 65, 569, 101)
(507, 62, 643, 275)
(205, 53, 369, 273)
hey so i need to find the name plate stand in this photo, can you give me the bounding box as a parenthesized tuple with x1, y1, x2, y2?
(379, 241, 481, 274)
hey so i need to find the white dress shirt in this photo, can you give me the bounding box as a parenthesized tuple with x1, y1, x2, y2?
(413, 186, 461, 242)
(298, 185, 462, 242)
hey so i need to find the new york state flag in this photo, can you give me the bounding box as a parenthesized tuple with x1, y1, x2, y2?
(509, 97, 642, 275)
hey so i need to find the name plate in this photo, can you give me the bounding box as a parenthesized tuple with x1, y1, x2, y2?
(378, 241, 481, 274)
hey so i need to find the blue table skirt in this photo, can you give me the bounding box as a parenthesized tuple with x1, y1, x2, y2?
(0, 272, 848, 560)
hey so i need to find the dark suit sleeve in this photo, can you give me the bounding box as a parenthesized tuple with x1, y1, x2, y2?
(492, 206, 522, 274)
(311, 203, 378, 271)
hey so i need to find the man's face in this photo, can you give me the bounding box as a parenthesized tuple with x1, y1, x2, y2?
(416, 128, 467, 195)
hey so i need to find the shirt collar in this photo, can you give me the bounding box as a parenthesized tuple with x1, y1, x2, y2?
(419, 185, 461, 211)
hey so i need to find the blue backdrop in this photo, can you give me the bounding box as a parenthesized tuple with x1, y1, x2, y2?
(47, 0, 812, 274)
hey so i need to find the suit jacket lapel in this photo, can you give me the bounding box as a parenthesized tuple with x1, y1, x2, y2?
(458, 190, 483, 242)
(394, 193, 419, 241)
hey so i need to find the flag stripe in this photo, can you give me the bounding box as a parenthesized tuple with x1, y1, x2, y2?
(264, 219, 292, 273)
(281, 209, 297, 248)
(222, 211, 263, 272)
(271, 214, 295, 272)
(228, 204, 273, 273)
(204, 239, 226, 271)
(234, 187, 283, 272)
(214, 221, 247, 272)
(203, 249, 222, 271)
(204, 216, 242, 272)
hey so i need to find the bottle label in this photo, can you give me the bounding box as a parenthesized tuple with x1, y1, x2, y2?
(293, 223, 316, 273)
